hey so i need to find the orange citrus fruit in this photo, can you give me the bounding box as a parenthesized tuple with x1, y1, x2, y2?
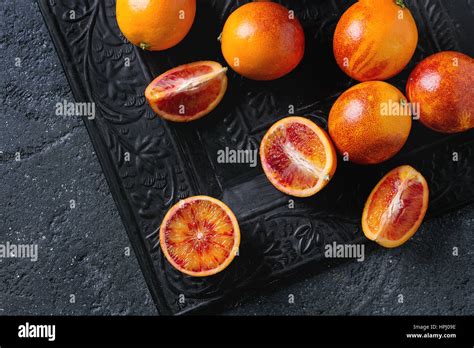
(406, 51, 474, 133)
(362, 165, 429, 248)
(116, 0, 196, 51)
(160, 196, 240, 277)
(260, 117, 337, 197)
(221, 2, 305, 80)
(145, 61, 228, 122)
(328, 81, 412, 165)
(333, 0, 418, 81)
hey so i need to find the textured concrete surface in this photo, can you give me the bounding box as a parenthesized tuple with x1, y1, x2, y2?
(0, 1, 472, 315)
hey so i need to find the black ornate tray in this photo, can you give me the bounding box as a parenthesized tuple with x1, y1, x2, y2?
(38, 0, 474, 315)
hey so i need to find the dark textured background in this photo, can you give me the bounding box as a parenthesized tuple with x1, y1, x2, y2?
(0, 0, 473, 315)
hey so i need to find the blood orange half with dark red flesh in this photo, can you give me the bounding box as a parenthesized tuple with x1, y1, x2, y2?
(145, 61, 228, 122)
(159, 196, 240, 277)
(260, 117, 337, 197)
(362, 165, 429, 248)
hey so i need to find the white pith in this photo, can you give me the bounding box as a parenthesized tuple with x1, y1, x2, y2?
(275, 124, 331, 193)
(373, 173, 418, 240)
(283, 141, 324, 179)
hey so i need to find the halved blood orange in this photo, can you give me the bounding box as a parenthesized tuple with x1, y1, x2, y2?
(260, 117, 337, 197)
(362, 165, 429, 248)
(159, 196, 240, 277)
(145, 61, 228, 122)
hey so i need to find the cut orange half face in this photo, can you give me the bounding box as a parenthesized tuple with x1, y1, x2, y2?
(362, 165, 429, 248)
(260, 116, 337, 197)
(145, 61, 228, 122)
(159, 196, 240, 277)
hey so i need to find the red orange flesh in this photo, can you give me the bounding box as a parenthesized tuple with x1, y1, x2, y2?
(362, 165, 429, 248)
(145, 61, 228, 122)
(160, 196, 240, 277)
(260, 117, 337, 197)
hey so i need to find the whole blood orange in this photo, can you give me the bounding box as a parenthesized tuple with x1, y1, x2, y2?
(406, 51, 474, 133)
(260, 117, 337, 197)
(116, 0, 196, 51)
(160, 196, 240, 277)
(145, 61, 228, 122)
(328, 81, 412, 165)
(221, 2, 305, 80)
(362, 165, 429, 248)
(333, 0, 418, 81)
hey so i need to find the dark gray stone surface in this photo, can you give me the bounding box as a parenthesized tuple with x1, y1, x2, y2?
(0, 0, 472, 315)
